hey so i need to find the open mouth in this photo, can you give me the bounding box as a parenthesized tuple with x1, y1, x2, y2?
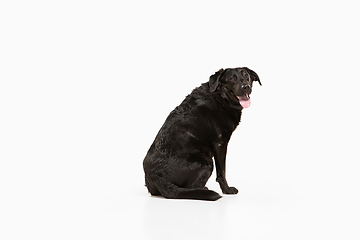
(237, 94, 251, 108)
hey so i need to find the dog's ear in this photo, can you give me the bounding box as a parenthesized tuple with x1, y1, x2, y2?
(209, 68, 224, 92)
(245, 67, 262, 86)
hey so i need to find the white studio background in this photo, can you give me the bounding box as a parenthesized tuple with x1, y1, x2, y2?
(1, 0, 359, 239)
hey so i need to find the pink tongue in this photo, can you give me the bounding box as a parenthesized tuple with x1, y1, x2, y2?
(239, 97, 251, 108)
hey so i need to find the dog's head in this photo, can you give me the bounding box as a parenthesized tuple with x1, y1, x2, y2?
(209, 67, 261, 108)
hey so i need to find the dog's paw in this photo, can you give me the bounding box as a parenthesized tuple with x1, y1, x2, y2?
(222, 186, 238, 194)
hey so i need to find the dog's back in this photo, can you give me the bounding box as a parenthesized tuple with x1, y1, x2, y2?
(143, 84, 224, 201)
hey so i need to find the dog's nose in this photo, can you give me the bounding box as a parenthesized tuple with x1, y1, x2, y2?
(241, 84, 250, 90)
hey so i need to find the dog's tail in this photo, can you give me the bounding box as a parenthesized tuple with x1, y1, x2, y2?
(147, 176, 221, 201)
(176, 188, 222, 201)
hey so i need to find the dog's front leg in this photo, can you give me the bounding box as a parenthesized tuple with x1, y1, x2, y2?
(214, 143, 238, 194)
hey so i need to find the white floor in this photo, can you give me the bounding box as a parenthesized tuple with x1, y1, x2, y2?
(3, 161, 358, 240)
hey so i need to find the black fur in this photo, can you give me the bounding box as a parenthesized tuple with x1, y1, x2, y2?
(143, 67, 261, 201)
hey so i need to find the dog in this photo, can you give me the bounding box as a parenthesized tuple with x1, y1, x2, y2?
(143, 67, 261, 201)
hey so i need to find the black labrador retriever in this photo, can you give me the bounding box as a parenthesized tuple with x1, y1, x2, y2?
(143, 67, 261, 201)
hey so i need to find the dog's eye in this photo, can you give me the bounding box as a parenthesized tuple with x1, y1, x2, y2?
(244, 74, 250, 81)
(229, 76, 237, 82)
